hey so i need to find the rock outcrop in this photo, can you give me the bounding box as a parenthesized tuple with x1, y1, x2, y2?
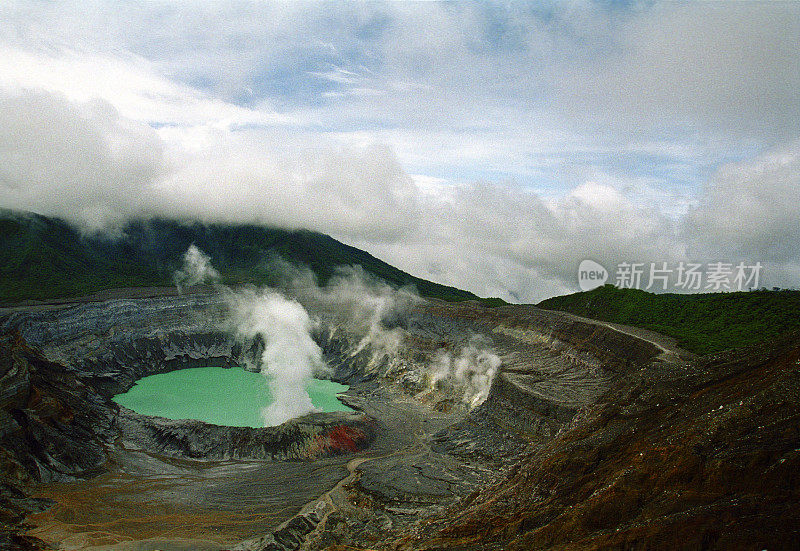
(0, 332, 114, 550)
(117, 409, 376, 461)
(0, 333, 113, 484)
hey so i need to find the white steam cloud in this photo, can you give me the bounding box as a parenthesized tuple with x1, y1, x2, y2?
(174, 247, 499, 426)
(257, 259, 420, 361)
(173, 244, 220, 291)
(315, 266, 419, 358)
(174, 247, 326, 427)
(272, 261, 501, 408)
(428, 336, 501, 408)
(229, 288, 327, 427)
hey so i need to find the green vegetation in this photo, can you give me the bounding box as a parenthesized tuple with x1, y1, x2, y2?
(476, 297, 508, 308)
(538, 284, 800, 355)
(0, 211, 478, 304)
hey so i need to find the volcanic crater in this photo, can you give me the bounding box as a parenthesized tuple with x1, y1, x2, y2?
(1, 289, 797, 551)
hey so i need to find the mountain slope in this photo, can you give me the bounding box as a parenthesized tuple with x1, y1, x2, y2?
(400, 333, 800, 551)
(0, 211, 478, 303)
(537, 284, 800, 354)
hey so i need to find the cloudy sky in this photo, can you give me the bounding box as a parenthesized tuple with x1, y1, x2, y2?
(1, 1, 798, 302)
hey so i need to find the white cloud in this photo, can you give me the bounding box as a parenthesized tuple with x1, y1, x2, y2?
(0, 84, 420, 237)
(0, 2, 799, 301)
(0, 90, 164, 228)
(343, 177, 682, 302)
(1, 82, 798, 301)
(555, 3, 800, 138)
(156, 132, 421, 241)
(0, 45, 292, 130)
(685, 140, 800, 267)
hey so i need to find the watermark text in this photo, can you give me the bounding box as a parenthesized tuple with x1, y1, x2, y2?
(578, 260, 762, 292)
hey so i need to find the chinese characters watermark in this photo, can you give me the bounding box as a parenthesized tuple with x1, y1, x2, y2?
(578, 260, 762, 292)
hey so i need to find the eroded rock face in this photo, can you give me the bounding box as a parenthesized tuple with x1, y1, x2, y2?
(1, 295, 246, 398)
(0, 334, 113, 484)
(0, 333, 115, 550)
(74, 331, 262, 398)
(407, 301, 671, 446)
(117, 409, 377, 461)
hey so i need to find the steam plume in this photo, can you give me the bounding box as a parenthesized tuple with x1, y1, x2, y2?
(316, 266, 418, 357)
(173, 244, 220, 292)
(246, 259, 500, 408)
(429, 336, 501, 407)
(258, 259, 419, 360)
(174, 247, 325, 426)
(229, 287, 327, 426)
(173, 246, 498, 428)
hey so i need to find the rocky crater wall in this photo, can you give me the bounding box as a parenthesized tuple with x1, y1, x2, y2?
(1, 294, 419, 394)
(0, 295, 385, 469)
(1, 295, 671, 446)
(405, 302, 668, 443)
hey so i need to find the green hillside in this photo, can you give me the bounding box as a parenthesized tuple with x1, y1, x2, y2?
(537, 284, 800, 355)
(0, 211, 479, 304)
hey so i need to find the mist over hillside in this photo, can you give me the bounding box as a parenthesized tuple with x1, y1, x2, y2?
(0, 210, 480, 304)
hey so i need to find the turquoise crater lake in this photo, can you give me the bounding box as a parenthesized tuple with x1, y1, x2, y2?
(113, 366, 353, 428)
